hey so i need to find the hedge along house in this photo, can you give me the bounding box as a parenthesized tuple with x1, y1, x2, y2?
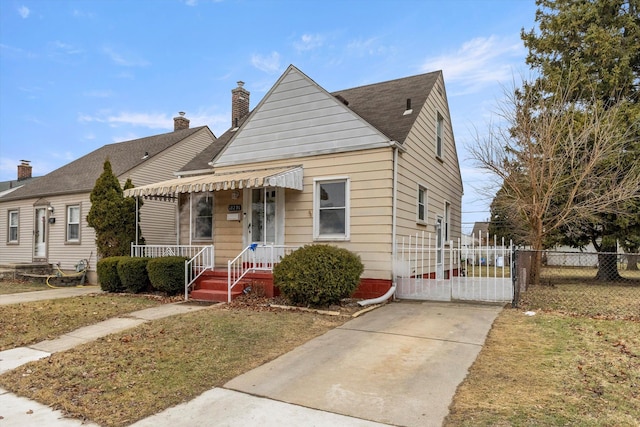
(0, 117, 215, 283)
(125, 65, 463, 301)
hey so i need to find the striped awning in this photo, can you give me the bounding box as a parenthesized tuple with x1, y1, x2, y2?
(124, 166, 303, 198)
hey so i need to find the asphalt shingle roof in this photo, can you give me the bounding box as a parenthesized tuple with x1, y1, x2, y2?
(332, 70, 440, 144)
(179, 70, 440, 172)
(1, 126, 207, 201)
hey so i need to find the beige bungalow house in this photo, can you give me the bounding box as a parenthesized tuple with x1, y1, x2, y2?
(127, 65, 463, 302)
(0, 117, 215, 282)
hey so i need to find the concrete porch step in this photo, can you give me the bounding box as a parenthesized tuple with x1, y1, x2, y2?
(190, 288, 244, 303)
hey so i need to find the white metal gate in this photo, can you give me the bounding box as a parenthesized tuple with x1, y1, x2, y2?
(395, 232, 513, 303)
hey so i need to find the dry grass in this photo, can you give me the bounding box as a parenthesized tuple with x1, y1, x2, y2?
(0, 279, 49, 294)
(0, 294, 163, 350)
(521, 283, 640, 320)
(445, 307, 640, 426)
(0, 305, 348, 426)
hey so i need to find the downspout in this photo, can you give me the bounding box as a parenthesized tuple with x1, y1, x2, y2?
(358, 142, 401, 306)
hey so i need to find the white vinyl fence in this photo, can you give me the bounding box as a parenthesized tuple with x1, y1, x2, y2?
(395, 232, 514, 303)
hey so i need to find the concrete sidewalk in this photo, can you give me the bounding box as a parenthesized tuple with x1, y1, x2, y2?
(0, 286, 102, 306)
(0, 288, 502, 427)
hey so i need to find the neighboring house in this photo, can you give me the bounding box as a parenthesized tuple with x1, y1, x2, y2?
(126, 65, 463, 300)
(0, 116, 215, 282)
(0, 161, 40, 198)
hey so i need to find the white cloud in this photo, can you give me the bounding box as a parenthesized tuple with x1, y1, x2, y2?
(294, 33, 325, 52)
(107, 112, 172, 129)
(421, 35, 524, 95)
(346, 36, 391, 57)
(49, 40, 84, 56)
(18, 6, 30, 18)
(251, 52, 282, 74)
(103, 46, 150, 67)
(78, 111, 172, 129)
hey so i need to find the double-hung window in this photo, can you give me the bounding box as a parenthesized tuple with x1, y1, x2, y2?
(314, 177, 349, 240)
(8, 210, 19, 243)
(417, 185, 427, 223)
(67, 205, 80, 242)
(192, 194, 213, 240)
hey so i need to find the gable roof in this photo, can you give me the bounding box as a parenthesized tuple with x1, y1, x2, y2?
(178, 116, 250, 174)
(176, 66, 443, 174)
(332, 70, 440, 144)
(1, 126, 207, 201)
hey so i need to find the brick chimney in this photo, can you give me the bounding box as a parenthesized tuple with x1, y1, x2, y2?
(17, 160, 32, 181)
(231, 81, 250, 128)
(173, 112, 190, 131)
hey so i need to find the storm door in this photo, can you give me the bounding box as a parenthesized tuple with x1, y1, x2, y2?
(246, 187, 284, 246)
(34, 207, 47, 260)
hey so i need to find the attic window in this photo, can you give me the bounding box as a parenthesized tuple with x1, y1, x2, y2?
(403, 98, 413, 115)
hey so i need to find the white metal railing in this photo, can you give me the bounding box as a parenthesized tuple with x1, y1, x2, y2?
(395, 231, 513, 302)
(131, 244, 210, 259)
(184, 245, 214, 300)
(130, 244, 214, 301)
(228, 244, 299, 302)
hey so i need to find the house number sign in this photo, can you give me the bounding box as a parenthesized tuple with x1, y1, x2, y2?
(228, 204, 242, 212)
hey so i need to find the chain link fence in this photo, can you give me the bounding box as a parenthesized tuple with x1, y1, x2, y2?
(514, 250, 640, 321)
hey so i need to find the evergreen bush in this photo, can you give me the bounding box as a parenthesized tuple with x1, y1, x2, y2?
(147, 256, 188, 295)
(273, 244, 364, 307)
(96, 256, 128, 292)
(117, 257, 151, 293)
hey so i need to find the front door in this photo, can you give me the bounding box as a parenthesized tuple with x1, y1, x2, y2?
(34, 207, 47, 260)
(246, 187, 283, 245)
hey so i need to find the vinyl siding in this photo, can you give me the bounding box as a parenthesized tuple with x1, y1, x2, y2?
(215, 67, 390, 167)
(0, 127, 215, 271)
(0, 194, 96, 272)
(124, 128, 214, 245)
(395, 74, 463, 246)
(183, 148, 395, 280)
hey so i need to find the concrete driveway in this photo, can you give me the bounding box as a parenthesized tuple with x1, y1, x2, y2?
(225, 300, 502, 427)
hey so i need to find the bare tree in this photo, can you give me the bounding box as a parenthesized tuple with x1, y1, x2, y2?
(469, 80, 640, 285)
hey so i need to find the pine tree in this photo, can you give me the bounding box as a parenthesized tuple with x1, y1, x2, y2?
(87, 160, 143, 257)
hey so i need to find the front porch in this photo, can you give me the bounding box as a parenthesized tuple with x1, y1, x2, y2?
(131, 243, 394, 303)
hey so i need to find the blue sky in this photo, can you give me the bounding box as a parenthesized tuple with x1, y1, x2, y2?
(0, 0, 538, 233)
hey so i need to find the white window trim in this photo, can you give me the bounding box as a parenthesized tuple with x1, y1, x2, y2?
(444, 201, 451, 244)
(8, 209, 19, 243)
(191, 193, 214, 241)
(66, 204, 81, 243)
(313, 176, 350, 241)
(436, 112, 444, 159)
(417, 184, 428, 225)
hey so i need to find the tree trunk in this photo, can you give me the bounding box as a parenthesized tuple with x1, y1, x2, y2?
(593, 235, 623, 281)
(626, 254, 639, 271)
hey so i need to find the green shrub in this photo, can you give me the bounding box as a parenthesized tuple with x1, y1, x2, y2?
(96, 256, 128, 292)
(273, 244, 364, 307)
(147, 256, 188, 295)
(117, 257, 151, 293)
